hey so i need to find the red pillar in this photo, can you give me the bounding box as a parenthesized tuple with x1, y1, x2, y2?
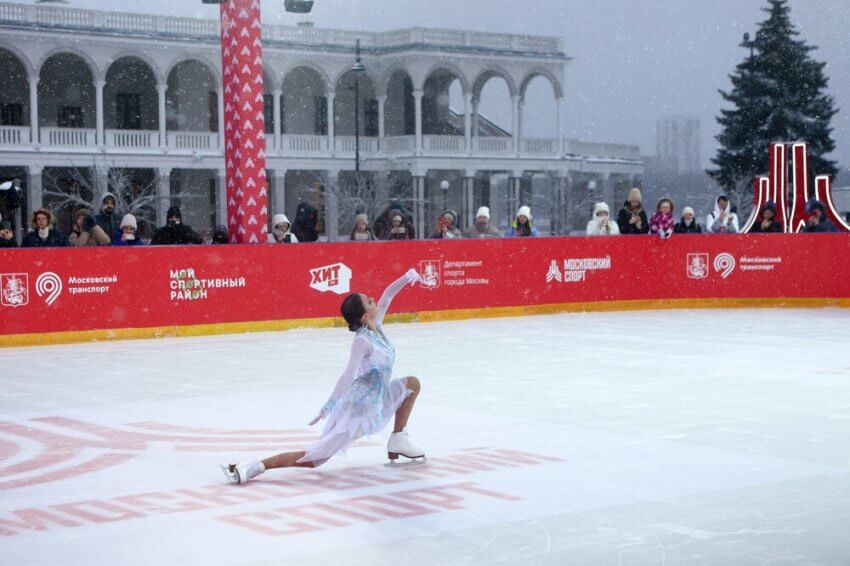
(220, 0, 268, 243)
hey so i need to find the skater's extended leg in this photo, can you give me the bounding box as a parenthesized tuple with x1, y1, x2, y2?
(393, 376, 420, 433)
(262, 450, 316, 470)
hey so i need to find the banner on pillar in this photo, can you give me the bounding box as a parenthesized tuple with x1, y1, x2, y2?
(220, 0, 269, 244)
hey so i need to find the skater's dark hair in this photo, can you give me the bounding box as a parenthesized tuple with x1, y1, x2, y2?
(341, 293, 366, 332)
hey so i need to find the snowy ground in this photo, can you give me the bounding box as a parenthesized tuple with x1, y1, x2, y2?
(2, 309, 850, 565)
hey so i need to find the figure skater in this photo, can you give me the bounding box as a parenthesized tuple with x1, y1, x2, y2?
(221, 268, 426, 484)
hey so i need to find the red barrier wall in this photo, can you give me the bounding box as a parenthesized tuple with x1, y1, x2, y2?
(2, 234, 849, 346)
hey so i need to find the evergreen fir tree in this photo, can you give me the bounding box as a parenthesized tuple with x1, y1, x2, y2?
(709, 0, 838, 209)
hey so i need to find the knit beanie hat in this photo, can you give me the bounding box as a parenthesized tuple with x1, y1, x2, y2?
(593, 202, 610, 216)
(516, 205, 533, 221)
(476, 206, 490, 219)
(120, 214, 137, 230)
(627, 188, 642, 203)
(682, 206, 695, 217)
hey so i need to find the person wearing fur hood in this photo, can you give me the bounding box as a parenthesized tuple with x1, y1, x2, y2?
(649, 197, 676, 239)
(706, 195, 739, 234)
(586, 202, 620, 236)
(268, 213, 298, 243)
(22, 209, 68, 247)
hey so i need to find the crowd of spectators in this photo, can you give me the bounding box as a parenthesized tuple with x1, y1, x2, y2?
(0, 181, 843, 249)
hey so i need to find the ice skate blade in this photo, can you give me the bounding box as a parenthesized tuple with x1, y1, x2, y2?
(385, 456, 427, 467)
(219, 464, 239, 484)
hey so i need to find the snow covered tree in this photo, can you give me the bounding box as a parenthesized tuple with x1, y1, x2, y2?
(709, 0, 838, 211)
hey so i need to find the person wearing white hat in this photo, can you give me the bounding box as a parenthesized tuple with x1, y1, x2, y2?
(505, 205, 539, 237)
(463, 206, 502, 238)
(113, 214, 145, 246)
(268, 213, 298, 243)
(586, 202, 620, 236)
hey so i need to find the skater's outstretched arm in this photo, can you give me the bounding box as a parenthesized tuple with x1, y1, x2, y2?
(376, 269, 420, 326)
(309, 336, 370, 425)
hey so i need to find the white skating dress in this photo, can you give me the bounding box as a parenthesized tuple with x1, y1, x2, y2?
(299, 273, 414, 466)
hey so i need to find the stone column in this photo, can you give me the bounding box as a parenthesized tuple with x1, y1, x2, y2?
(464, 174, 476, 227)
(157, 83, 168, 150)
(215, 168, 227, 229)
(28, 75, 38, 146)
(27, 165, 43, 215)
(376, 95, 386, 142)
(216, 85, 225, 151)
(556, 97, 564, 155)
(511, 95, 521, 156)
(412, 174, 426, 238)
(95, 80, 105, 148)
(326, 92, 335, 154)
(270, 169, 286, 215)
(413, 89, 423, 155)
(463, 92, 473, 155)
(325, 169, 340, 241)
(272, 88, 282, 152)
(157, 167, 172, 226)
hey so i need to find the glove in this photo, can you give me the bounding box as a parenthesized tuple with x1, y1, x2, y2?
(83, 215, 96, 232)
(308, 400, 335, 426)
(404, 268, 422, 285)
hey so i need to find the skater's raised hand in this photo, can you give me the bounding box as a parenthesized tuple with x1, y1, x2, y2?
(404, 268, 422, 285)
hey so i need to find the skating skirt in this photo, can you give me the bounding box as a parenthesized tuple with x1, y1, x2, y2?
(299, 370, 412, 466)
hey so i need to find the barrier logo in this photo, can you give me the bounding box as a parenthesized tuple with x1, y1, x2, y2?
(35, 272, 63, 305)
(686, 254, 709, 279)
(0, 273, 29, 307)
(309, 263, 352, 295)
(418, 260, 441, 289)
(713, 253, 736, 279)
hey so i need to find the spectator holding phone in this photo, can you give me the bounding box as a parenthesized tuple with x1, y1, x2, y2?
(617, 188, 649, 235)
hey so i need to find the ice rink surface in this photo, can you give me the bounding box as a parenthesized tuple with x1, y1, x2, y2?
(2, 308, 850, 565)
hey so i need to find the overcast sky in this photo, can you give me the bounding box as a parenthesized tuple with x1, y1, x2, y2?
(12, 0, 850, 169)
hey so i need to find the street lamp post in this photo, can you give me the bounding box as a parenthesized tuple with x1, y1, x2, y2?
(351, 40, 366, 188)
(440, 180, 450, 211)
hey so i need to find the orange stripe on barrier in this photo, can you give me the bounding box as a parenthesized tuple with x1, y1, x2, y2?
(1, 297, 846, 349)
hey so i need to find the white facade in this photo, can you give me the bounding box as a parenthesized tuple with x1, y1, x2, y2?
(0, 1, 643, 239)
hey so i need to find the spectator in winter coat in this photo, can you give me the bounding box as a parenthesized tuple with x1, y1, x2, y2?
(69, 208, 111, 247)
(505, 205, 539, 237)
(112, 214, 145, 246)
(0, 180, 22, 233)
(0, 216, 16, 247)
(649, 198, 676, 239)
(586, 202, 620, 236)
(463, 206, 501, 239)
(351, 214, 375, 241)
(431, 210, 462, 239)
(749, 201, 783, 233)
(268, 213, 298, 243)
(22, 209, 68, 247)
(95, 193, 121, 243)
(674, 206, 703, 234)
(374, 202, 416, 240)
(386, 213, 414, 240)
(291, 202, 319, 242)
(706, 195, 739, 234)
(211, 225, 229, 244)
(151, 206, 204, 245)
(616, 188, 649, 235)
(802, 200, 839, 233)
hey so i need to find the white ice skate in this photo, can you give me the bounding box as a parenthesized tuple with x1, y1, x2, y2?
(386, 429, 426, 466)
(220, 461, 265, 484)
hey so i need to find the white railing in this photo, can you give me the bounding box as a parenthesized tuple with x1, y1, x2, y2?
(564, 139, 641, 160)
(0, 2, 563, 55)
(382, 136, 415, 155)
(336, 136, 378, 154)
(0, 126, 31, 146)
(105, 129, 157, 149)
(522, 138, 556, 155)
(167, 131, 217, 151)
(474, 137, 513, 154)
(42, 127, 96, 147)
(424, 135, 463, 154)
(281, 134, 328, 153)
